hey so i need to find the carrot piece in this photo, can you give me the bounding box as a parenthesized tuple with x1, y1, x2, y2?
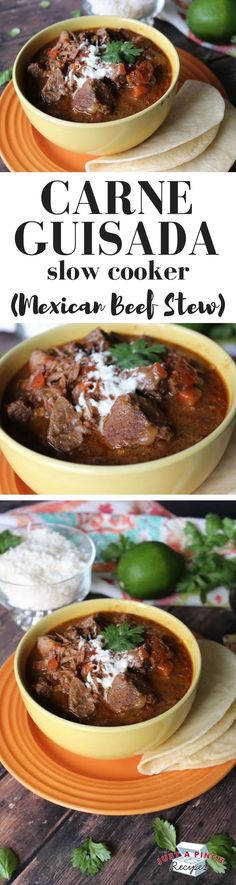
(31, 372, 45, 389)
(177, 387, 201, 407)
(49, 47, 59, 59)
(47, 657, 59, 672)
(131, 84, 148, 99)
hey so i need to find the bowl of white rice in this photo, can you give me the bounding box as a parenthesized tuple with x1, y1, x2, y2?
(0, 522, 96, 630)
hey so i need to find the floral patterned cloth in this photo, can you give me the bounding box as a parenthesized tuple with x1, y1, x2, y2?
(0, 501, 232, 608)
(158, 0, 236, 57)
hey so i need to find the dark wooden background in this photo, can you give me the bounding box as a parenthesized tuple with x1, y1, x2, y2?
(0, 2, 236, 170)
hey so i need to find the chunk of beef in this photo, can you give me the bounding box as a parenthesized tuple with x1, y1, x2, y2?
(28, 62, 44, 82)
(128, 59, 155, 88)
(26, 386, 63, 418)
(103, 394, 158, 449)
(72, 80, 100, 115)
(135, 362, 168, 396)
(37, 636, 59, 658)
(42, 68, 66, 104)
(77, 616, 98, 639)
(6, 400, 32, 425)
(34, 677, 52, 699)
(168, 353, 201, 391)
(96, 79, 116, 110)
(47, 396, 86, 453)
(125, 644, 150, 671)
(28, 349, 53, 374)
(106, 674, 147, 713)
(48, 30, 81, 68)
(68, 676, 96, 718)
(136, 395, 172, 441)
(149, 633, 174, 677)
(92, 27, 110, 45)
(81, 329, 109, 353)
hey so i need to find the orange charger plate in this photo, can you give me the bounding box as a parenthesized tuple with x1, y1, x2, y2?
(0, 655, 234, 815)
(0, 49, 226, 172)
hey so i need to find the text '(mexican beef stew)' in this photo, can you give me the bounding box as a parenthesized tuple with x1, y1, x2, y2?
(27, 613, 192, 726)
(3, 329, 228, 466)
(25, 27, 172, 123)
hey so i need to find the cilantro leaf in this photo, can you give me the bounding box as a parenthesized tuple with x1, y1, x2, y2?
(8, 27, 21, 37)
(0, 848, 19, 880)
(0, 530, 22, 555)
(71, 9, 81, 16)
(206, 856, 227, 875)
(104, 40, 144, 65)
(102, 621, 145, 652)
(110, 338, 166, 369)
(71, 839, 111, 876)
(210, 324, 236, 342)
(40, 0, 51, 6)
(177, 515, 236, 601)
(0, 68, 13, 86)
(101, 535, 135, 562)
(206, 834, 236, 874)
(153, 818, 177, 852)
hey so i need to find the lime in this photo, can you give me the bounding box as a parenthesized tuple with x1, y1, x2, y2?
(117, 541, 184, 599)
(187, 0, 236, 43)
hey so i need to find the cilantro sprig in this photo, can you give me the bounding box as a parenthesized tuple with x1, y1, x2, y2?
(0, 530, 22, 555)
(110, 338, 166, 369)
(154, 818, 177, 852)
(0, 68, 13, 86)
(177, 514, 236, 603)
(0, 848, 19, 880)
(104, 40, 144, 65)
(206, 835, 236, 874)
(71, 839, 111, 876)
(102, 621, 145, 652)
(101, 535, 135, 562)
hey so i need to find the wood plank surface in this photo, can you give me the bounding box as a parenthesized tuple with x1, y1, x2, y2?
(0, 603, 235, 884)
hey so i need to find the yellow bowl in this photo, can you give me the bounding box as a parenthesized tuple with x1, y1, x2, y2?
(13, 16, 179, 155)
(0, 323, 236, 495)
(14, 598, 201, 759)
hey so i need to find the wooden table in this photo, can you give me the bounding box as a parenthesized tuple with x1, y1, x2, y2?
(1, 602, 236, 885)
(0, 2, 236, 171)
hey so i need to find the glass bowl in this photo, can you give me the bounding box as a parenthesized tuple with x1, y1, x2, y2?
(0, 521, 96, 630)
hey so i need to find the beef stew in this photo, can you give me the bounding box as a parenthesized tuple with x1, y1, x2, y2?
(25, 27, 172, 123)
(2, 329, 228, 467)
(27, 612, 192, 726)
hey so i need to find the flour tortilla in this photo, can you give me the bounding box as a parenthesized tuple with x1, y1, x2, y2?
(85, 81, 225, 172)
(164, 101, 236, 172)
(138, 701, 236, 775)
(138, 640, 236, 776)
(165, 721, 236, 770)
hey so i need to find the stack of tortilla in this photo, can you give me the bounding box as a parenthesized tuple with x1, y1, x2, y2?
(138, 640, 236, 776)
(86, 81, 236, 173)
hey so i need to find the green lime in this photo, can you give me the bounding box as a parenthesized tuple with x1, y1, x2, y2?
(117, 541, 184, 599)
(187, 0, 236, 43)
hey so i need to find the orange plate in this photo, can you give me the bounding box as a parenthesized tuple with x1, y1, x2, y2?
(0, 49, 226, 172)
(0, 451, 33, 494)
(0, 655, 234, 815)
